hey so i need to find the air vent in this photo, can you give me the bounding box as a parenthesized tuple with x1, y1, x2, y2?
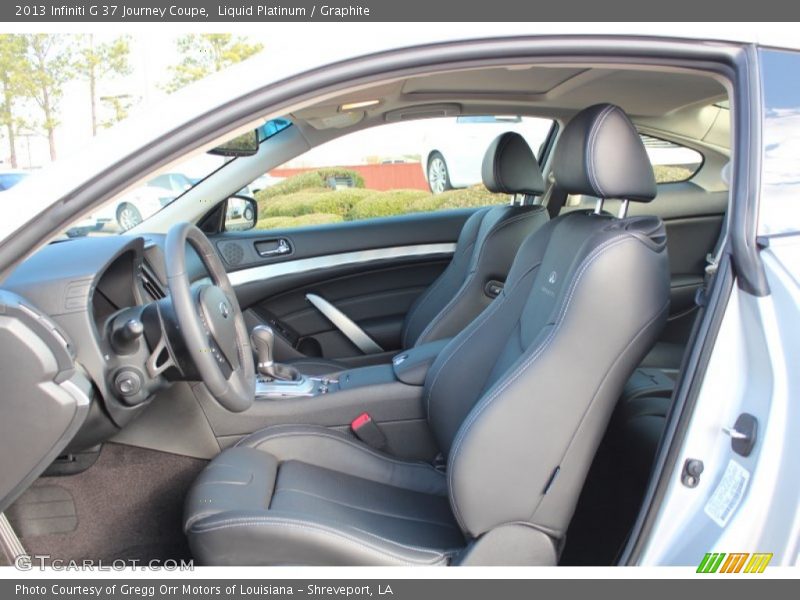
(140, 266, 166, 300)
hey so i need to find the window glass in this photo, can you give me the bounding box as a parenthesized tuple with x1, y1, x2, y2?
(758, 48, 800, 235)
(58, 118, 292, 238)
(640, 134, 703, 183)
(250, 116, 553, 231)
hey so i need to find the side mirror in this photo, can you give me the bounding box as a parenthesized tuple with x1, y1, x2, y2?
(224, 195, 258, 232)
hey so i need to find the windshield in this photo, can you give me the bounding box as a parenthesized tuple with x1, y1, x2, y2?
(0, 172, 29, 191)
(60, 117, 291, 238)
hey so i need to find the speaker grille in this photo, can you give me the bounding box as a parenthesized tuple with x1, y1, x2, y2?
(221, 243, 244, 266)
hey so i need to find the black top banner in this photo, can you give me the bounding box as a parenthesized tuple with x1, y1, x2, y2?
(3, 0, 799, 21)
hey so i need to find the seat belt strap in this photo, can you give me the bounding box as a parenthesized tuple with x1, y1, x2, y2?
(545, 182, 568, 219)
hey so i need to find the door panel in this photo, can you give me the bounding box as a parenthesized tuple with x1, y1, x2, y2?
(214, 209, 472, 274)
(631, 181, 728, 345)
(633, 183, 726, 346)
(568, 181, 726, 354)
(215, 209, 472, 364)
(660, 214, 724, 344)
(252, 259, 450, 359)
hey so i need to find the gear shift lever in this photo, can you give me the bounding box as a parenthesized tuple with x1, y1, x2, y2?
(250, 325, 301, 381)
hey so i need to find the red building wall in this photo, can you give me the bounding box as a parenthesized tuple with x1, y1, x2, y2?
(270, 162, 429, 191)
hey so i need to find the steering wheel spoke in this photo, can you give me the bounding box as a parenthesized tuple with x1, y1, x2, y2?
(145, 331, 178, 378)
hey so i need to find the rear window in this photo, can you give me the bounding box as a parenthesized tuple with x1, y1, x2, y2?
(640, 134, 703, 183)
(457, 115, 522, 124)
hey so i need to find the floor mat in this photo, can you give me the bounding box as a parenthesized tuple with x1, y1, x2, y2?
(7, 443, 207, 563)
(7, 485, 78, 538)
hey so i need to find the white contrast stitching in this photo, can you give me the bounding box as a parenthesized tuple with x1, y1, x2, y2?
(402, 209, 487, 347)
(447, 234, 635, 532)
(190, 517, 452, 564)
(273, 487, 462, 531)
(585, 105, 615, 198)
(415, 208, 544, 346)
(237, 426, 442, 473)
(423, 249, 546, 418)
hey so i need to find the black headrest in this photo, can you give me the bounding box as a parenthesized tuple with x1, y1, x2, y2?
(553, 104, 656, 202)
(481, 132, 545, 196)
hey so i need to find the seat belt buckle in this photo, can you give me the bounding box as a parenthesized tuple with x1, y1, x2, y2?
(351, 412, 387, 450)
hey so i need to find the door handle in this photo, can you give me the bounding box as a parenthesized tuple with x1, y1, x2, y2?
(255, 238, 292, 257)
(305, 293, 384, 355)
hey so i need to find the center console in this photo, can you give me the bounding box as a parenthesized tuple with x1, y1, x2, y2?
(192, 327, 451, 461)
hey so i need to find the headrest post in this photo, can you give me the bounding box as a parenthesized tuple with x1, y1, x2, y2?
(618, 199, 630, 219)
(594, 198, 605, 215)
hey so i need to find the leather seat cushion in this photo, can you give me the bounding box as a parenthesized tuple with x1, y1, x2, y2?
(184, 425, 463, 565)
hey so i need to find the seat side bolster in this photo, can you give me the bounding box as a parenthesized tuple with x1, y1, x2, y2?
(448, 235, 669, 538)
(401, 207, 489, 347)
(238, 424, 448, 496)
(187, 512, 453, 566)
(414, 206, 550, 347)
(184, 446, 278, 531)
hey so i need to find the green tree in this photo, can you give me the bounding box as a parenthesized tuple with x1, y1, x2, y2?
(99, 94, 136, 130)
(0, 34, 28, 168)
(74, 35, 132, 136)
(21, 34, 72, 161)
(164, 34, 263, 93)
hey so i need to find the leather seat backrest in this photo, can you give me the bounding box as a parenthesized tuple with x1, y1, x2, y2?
(401, 132, 549, 347)
(424, 104, 670, 540)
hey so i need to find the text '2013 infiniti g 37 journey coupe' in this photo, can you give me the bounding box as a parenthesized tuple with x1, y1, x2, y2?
(0, 31, 798, 567)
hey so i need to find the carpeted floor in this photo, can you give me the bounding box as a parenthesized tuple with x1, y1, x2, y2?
(6, 443, 207, 563)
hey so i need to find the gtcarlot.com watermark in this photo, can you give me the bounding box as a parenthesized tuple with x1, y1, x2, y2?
(14, 554, 194, 571)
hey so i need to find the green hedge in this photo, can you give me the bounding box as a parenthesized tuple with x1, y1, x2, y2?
(255, 213, 344, 230)
(349, 189, 431, 220)
(411, 185, 507, 212)
(255, 168, 366, 200)
(253, 170, 511, 226)
(259, 188, 373, 218)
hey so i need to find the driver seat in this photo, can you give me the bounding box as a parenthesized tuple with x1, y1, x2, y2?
(183, 104, 670, 566)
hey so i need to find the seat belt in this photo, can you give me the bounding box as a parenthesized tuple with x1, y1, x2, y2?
(696, 211, 729, 307)
(544, 178, 568, 219)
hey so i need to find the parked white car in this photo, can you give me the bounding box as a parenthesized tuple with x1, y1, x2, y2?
(90, 185, 171, 232)
(421, 115, 553, 192)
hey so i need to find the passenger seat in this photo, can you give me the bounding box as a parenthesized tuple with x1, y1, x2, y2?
(290, 132, 551, 375)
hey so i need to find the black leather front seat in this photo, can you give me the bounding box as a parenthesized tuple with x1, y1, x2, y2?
(184, 104, 671, 566)
(290, 132, 550, 375)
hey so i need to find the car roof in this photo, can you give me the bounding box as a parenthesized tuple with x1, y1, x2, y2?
(0, 28, 785, 240)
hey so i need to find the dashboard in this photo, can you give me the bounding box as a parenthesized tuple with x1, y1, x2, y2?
(2, 234, 210, 448)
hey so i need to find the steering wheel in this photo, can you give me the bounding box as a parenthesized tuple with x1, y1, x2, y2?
(165, 222, 255, 412)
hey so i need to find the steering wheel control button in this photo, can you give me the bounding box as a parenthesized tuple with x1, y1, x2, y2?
(197, 285, 239, 367)
(114, 369, 142, 398)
